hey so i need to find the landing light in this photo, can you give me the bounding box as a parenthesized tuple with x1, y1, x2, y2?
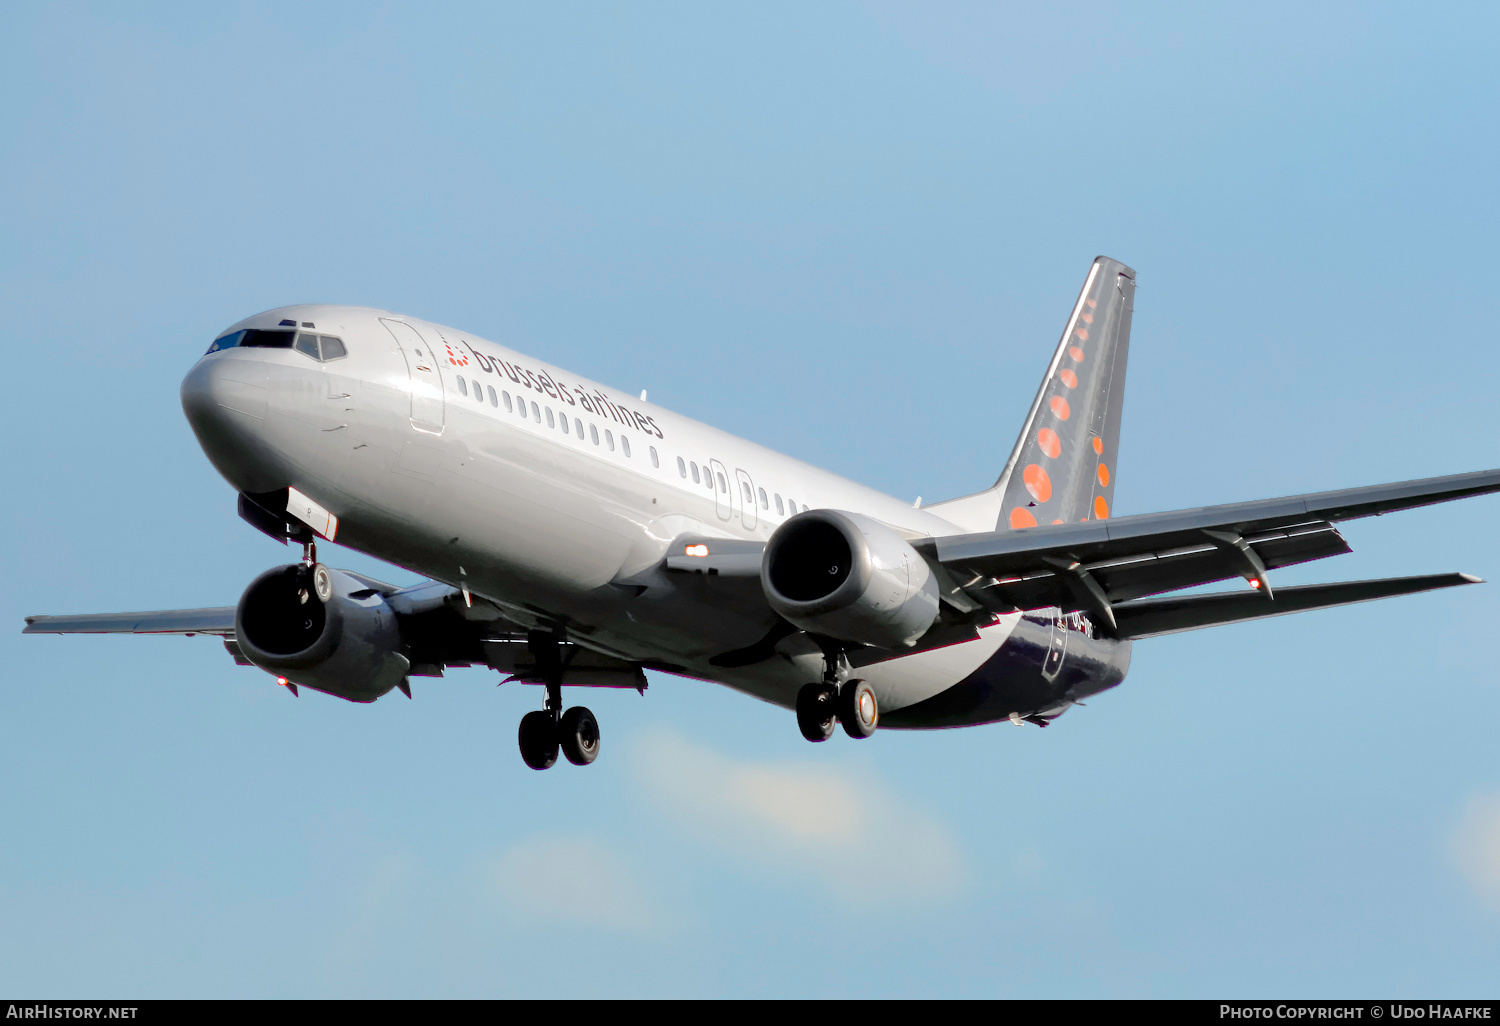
(277, 677, 289, 686)
(684, 544, 709, 557)
(1248, 579, 1262, 590)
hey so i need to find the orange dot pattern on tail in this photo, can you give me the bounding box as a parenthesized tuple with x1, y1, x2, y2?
(1023, 464, 1052, 503)
(999, 256, 1135, 532)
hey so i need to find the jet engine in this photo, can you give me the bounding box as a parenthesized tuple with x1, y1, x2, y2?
(762, 510, 940, 649)
(234, 563, 410, 702)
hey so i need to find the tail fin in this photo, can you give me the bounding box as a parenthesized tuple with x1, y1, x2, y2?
(927, 256, 1136, 532)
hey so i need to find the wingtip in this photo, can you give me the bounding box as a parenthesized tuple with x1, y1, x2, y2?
(1460, 573, 1485, 584)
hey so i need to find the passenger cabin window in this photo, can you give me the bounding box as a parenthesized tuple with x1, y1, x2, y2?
(717, 472, 727, 492)
(546, 408, 555, 428)
(456, 376, 469, 397)
(574, 417, 584, 437)
(488, 386, 498, 407)
(677, 456, 686, 477)
(788, 498, 796, 512)
(561, 415, 569, 435)
(741, 481, 752, 504)
(502, 391, 513, 412)
(689, 461, 699, 484)
(650, 447, 660, 468)
(758, 487, 768, 510)
(531, 401, 540, 421)
(621, 437, 631, 458)
(605, 430, 615, 452)
(775, 494, 784, 515)
(474, 384, 484, 403)
(590, 424, 600, 445)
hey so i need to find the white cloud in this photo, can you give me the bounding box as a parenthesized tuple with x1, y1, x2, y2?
(492, 835, 668, 934)
(629, 727, 967, 905)
(1451, 791, 1500, 910)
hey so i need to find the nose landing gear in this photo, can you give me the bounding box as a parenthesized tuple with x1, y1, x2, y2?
(515, 630, 602, 771)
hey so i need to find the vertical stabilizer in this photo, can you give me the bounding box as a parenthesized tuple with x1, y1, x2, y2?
(928, 256, 1136, 532)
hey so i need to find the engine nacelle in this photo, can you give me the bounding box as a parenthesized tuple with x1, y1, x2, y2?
(234, 564, 410, 702)
(762, 510, 940, 649)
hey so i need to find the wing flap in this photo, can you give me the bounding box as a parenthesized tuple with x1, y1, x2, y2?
(1112, 573, 1480, 640)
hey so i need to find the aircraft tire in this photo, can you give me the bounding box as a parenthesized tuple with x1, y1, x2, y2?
(796, 683, 837, 742)
(838, 679, 878, 739)
(518, 710, 560, 770)
(559, 706, 601, 766)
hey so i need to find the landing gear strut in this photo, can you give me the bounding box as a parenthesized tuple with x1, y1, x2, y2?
(516, 630, 601, 770)
(796, 644, 878, 742)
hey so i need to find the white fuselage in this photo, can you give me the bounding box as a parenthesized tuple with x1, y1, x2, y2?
(182, 304, 1125, 722)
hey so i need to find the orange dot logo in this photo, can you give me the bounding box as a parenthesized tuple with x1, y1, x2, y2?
(1009, 507, 1037, 529)
(1059, 369, 1077, 389)
(1075, 329, 1089, 341)
(1092, 436, 1103, 455)
(1094, 496, 1109, 519)
(1086, 298, 1097, 308)
(1023, 464, 1052, 503)
(1049, 396, 1071, 420)
(1097, 464, 1110, 487)
(1081, 313, 1094, 324)
(1037, 427, 1061, 459)
(1068, 346, 1084, 362)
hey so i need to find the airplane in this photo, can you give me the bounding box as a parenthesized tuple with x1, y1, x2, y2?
(23, 256, 1500, 770)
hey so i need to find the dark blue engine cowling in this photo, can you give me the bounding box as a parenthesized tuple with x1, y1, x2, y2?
(234, 564, 410, 702)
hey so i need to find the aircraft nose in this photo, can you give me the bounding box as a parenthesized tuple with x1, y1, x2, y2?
(180, 355, 284, 493)
(181, 355, 268, 423)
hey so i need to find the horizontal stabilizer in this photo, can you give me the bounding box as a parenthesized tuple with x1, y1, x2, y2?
(1112, 573, 1480, 640)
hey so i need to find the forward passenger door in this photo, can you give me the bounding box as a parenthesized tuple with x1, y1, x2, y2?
(380, 318, 445, 435)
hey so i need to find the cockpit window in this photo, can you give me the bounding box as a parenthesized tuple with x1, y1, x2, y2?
(207, 328, 347, 361)
(207, 329, 293, 354)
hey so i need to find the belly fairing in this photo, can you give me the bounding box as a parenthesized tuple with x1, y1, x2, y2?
(879, 613, 1131, 729)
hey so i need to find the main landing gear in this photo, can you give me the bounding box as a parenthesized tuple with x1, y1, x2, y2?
(517, 631, 601, 771)
(795, 648, 878, 743)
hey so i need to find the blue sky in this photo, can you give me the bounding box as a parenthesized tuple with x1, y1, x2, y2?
(3, 1, 1499, 997)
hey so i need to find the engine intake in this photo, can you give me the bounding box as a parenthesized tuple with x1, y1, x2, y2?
(762, 510, 939, 649)
(235, 564, 409, 702)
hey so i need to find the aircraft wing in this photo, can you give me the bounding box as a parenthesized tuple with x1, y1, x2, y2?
(23, 608, 238, 635)
(21, 570, 408, 638)
(919, 467, 1500, 630)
